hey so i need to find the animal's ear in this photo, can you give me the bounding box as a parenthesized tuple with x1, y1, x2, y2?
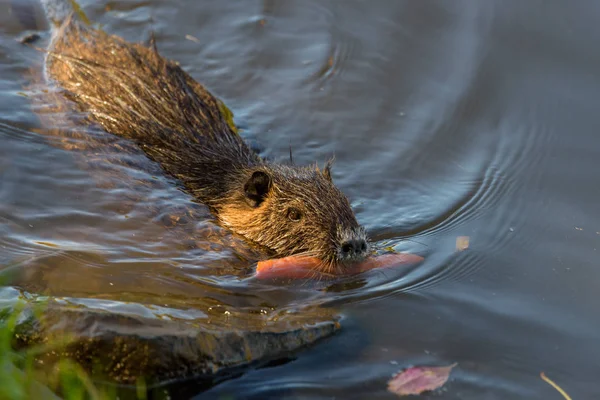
(244, 170, 272, 207)
(323, 157, 334, 182)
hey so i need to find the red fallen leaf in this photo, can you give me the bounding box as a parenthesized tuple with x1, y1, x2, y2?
(387, 363, 457, 397)
(255, 253, 424, 280)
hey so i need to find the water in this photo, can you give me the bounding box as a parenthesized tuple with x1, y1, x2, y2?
(2, 0, 600, 398)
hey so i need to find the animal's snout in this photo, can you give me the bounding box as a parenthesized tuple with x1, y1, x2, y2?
(339, 237, 369, 261)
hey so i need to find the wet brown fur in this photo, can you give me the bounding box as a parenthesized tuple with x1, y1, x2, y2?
(41, 10, 368, 271)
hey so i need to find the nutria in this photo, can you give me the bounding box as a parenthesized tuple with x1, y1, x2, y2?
(39, 0, 370, 272)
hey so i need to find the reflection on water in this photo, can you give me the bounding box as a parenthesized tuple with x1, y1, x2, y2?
(2, 0, 600, 398)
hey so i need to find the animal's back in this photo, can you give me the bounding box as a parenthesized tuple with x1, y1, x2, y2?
(46, 19, 230, 143)
(41, 0, 264, 205)
(44, 2, 257, 174)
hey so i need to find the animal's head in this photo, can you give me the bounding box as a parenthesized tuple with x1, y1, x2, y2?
(218, 161, 370, 272)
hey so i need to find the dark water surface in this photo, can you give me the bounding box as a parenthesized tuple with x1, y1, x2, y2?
(2, 0, 600, 398)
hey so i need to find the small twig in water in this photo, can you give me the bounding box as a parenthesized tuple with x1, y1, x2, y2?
(540, 372, 572, 400)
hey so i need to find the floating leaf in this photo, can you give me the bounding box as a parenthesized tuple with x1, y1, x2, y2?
(387, 363, 457, 397)
(456, 236, 470, 251)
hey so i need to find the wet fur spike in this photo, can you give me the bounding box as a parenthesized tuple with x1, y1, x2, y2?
(40, 1, 370, 270)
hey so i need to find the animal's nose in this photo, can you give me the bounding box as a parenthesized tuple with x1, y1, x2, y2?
(340, 238, 368, 258)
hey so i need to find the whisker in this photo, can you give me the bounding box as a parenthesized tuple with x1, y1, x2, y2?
(398, 237, 429, 248)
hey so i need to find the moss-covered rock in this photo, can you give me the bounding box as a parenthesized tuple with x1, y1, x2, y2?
(9, 298, 339, 386)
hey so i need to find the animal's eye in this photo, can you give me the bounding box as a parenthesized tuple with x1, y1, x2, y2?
(287, 208, 302, 222)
